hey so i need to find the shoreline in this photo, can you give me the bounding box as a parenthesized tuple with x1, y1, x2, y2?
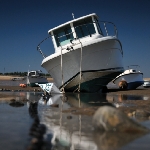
(0, 85, 150, 95)
(0, 75, 53, 82)
(1, 75, 150, 96)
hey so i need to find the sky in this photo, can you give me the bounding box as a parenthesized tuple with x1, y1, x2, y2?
(0, 0, 150, 77)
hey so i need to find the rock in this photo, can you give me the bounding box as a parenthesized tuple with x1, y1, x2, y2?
(93, 106, 149, 133)
(10, 99, 16, 102)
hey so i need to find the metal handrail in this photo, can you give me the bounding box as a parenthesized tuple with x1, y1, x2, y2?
(99, 21, 118, 37)
(37, 36, 51, 58)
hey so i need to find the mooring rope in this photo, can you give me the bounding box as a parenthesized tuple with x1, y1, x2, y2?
(59, 38, 83, 93)
(78, 40, 83, 92)
(60, 46, 65, 93)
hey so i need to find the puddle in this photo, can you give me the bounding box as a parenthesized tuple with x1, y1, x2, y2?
(107, 94, 149, 102)
(0, 92, 150, 150)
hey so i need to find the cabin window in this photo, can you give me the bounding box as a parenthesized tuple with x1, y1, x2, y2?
(53, 25, 74, 47)
(94, 16, 103, 35)
(29, 72, 35, 76)
(73, 17, 96, 38)
(132, 70, 136, 72)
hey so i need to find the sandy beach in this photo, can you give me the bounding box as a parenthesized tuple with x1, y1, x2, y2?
(0, 75, 16, 80)
(0, 75, 53, 81)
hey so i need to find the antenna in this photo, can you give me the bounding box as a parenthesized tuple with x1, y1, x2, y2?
(28, 65, 30, 72)
(72, 13, 75, 19)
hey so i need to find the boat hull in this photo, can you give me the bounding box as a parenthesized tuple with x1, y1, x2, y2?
(143, 81, 150, 88)
(42, 38, 124, 92)
(27, 77, 48, 87)
(113, 73, 144, 89)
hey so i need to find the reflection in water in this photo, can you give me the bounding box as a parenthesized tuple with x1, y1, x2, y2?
(106, 94, 150, 108)
(107, 94, 149, 102)
(0, 91, 150, 150)
(94, 130, 147, 150)
(40, 94, 98, 150)
(27, 98, 52, 150)
(38, 93, 149, 150)
(39, 94, 62, 106)
(9, 101, 24, 107)
(28, 101, 38, 118)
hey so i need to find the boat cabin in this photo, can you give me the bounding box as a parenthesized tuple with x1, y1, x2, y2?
(124, 65, 141, 74)
(28, 70, 42, 77)
(124, 69, 137, 74)
(48, 13, 103, 52)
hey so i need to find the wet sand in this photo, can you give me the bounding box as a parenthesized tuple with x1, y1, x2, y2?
(0, 85, 41, 91)
(62, 87, 150, 118)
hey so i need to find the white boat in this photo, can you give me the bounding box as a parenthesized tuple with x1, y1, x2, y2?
(143, 80, 150, 88)
(27, 70, 48, 87)
(112, 65, 144, 89)
(37, 13, 124, 92)
(12, 77, 25, 81)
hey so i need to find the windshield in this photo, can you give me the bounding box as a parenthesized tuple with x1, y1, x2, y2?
(54, 25, 74, 47)
(73, 17, 96, 38)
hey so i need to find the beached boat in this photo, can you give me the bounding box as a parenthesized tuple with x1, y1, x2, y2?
(27, 70, 48, 87)
(12, 77, 25, 81)
(143, 80, 150, 88)
(112, 65, 144, 89)
(37, 13, 124, 92)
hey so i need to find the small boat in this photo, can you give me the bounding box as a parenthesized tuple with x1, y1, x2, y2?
(37, 13, 124, 92)
(12, 77, 25, 81)
(112, 65, 144, 89)
(143, 80, 150, 88)
(27, 70, 48, 87)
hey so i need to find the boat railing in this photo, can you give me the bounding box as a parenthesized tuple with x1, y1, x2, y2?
(99, 21, 118, 38)
(37, 36, 51, 58)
